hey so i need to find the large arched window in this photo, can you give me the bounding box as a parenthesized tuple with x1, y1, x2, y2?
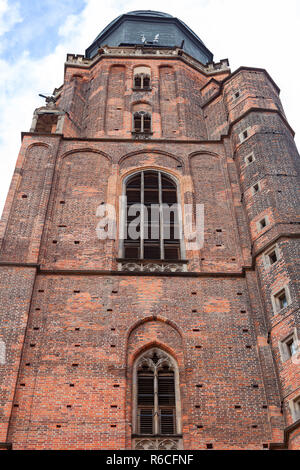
(132, 348, 182, 443)
(121, 170, 182, 261)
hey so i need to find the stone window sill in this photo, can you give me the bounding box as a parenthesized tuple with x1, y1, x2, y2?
(117, 258, 188, 273)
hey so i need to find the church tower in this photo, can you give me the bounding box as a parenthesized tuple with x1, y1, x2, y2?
(0, 10, 299, 450)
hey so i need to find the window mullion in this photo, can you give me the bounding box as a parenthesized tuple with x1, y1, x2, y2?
(141, 114, 144, 133)
(158, 172, 165, 260)
(154, 369, 159, 435)
(121, 192, 126, 258)
(140, 171, 144, 260)
(177, 185, 183, 261)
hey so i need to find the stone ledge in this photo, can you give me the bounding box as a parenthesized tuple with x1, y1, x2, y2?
(133, 436, 183, 450)
(117, 259, 188, 273)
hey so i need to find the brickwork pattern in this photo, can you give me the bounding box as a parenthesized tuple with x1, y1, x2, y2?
(0, 47, 299, 449)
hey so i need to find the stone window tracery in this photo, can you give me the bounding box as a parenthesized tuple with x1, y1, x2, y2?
(132, 348, 182, 450)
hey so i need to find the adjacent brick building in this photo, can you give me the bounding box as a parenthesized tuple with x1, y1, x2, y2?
(0, 10, 299, 450)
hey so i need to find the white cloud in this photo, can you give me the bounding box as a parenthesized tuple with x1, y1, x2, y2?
(0, 0, 22, 36)
(0, 0, 300, 216)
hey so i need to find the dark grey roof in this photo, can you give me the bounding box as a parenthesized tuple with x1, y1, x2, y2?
(85, 10, 213, 64)
(127, 11, 173, 18)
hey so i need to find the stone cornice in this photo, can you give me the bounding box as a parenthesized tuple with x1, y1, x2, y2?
(64, 46, 230, 78)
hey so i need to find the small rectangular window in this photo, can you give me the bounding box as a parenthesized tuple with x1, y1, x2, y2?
(239, 127, 251, 143)
(264, 245, 280, 267)
(272, 286, 291, 313)
(257, 216, 269, 231)
(279, 331, 298, 362)
(277, 291, 288, 310)
(244, 152, 255, 166)
(268, 250, 278, 265)
(252, 182, 261, 195)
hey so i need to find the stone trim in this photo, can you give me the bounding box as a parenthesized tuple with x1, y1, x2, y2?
(66, 47, 229, 77)
(271, 284, 292, 314)
(278, 328, 298, 362)
(133, 437, 183, 450)
(263, 244, 280, 269)
(118, 260, 188, 273)
(289, 396, 300, 422)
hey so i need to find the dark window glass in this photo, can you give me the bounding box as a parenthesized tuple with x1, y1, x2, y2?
(124, 171, 180, 261)
(135, 76, 142, 88)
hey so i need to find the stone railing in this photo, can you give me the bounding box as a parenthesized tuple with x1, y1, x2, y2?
(65, 47, 230, 76)
(117, 259, 188, 273)
(133, 437, 183, 450)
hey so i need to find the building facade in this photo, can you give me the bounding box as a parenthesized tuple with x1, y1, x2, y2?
(0, 10, 299, 450)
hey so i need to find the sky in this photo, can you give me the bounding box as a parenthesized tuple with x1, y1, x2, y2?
(0, 0, 300, 215)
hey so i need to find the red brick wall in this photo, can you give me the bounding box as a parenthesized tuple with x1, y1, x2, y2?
(0, 50, 299, 449)
(7, 274, 274, 450)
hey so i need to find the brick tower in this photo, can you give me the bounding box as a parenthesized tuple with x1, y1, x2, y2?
(0, 10, 299, 450)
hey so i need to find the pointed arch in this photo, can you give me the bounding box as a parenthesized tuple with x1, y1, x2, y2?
(132, 346, 182, 438)
(119, 149, 184, 172)
(127, 315, 183, 355)
(59, 147, 112, 163)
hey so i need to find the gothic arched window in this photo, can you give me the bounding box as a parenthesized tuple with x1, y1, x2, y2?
(132, 349, 181, 437)
(133, 111, 152, 134)
(121, 170, 182, 261)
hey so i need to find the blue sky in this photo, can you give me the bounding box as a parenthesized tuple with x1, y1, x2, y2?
(0, 0, 300, 215)
(2, 0, 85, 61)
